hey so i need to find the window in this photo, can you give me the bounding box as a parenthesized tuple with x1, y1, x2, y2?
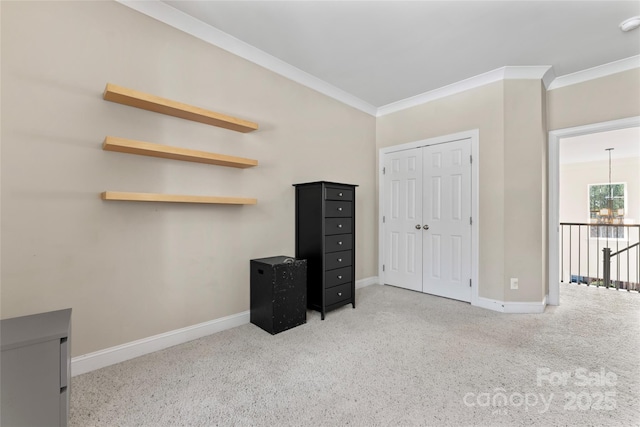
(589, 183, 626, 239)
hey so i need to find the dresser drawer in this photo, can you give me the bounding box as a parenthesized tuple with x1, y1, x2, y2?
(325, 218, 352, 235)
(325, 187, 353, 201)
(325, 235, 353, 252)
(325, 250, 352, 270)
(325, 266, 352, 288)
(325, 201, 352, 218)
(325, 282, 352, 306)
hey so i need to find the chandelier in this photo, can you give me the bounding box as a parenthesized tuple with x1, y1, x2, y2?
(596, 148, 624, 225)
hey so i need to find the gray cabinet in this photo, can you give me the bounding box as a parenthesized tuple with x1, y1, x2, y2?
(1, 308, 71, 427)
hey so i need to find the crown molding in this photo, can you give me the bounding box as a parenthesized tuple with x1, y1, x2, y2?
(547, 55, 640, 90)
(376, 67, 505, 117)
(116, 0, 378, 116)
(503, 65, 553, 80)
(541, 67, 557, 90)
(377, 65, 552, 117)
(117, 1, 639, 117)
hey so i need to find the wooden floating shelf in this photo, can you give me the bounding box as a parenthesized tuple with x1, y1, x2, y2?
(103, 83, 259, 133)
(101, 192, 257, 205)
(103, 136, 258, 168)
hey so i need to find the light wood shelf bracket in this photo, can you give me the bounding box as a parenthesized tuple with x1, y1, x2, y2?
(102, 136, 258, 168)
(101, 192, 257, 205)
(103, 83, 259, 133)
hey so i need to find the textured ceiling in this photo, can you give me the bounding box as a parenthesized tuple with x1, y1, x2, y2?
(162, 1, 640, 107)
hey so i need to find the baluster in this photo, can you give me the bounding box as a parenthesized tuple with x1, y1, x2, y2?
(616, 228, 620, 290)
(560, 224, 564, 282)
(587, 224, 590, 285)
(596, 226, 600, 287)
(578, 225, 581, 283)
(627, 225, 630, 291)
(569, 226, 572, 283)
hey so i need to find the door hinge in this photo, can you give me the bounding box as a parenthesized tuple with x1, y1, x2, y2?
(469, 279, 472, 287)
(383, 215, 386, 223)
(470, 217, 473, 225)
(470, 155, 473, 164)
(383, 167, 386, 175)
(383, 264, 385, 272)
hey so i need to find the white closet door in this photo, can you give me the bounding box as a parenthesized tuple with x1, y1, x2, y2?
(422, 140, 472, 302)
(383, 148, 423, 292)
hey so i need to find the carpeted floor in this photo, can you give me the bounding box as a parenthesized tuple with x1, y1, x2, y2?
(70, 284, 640, 426)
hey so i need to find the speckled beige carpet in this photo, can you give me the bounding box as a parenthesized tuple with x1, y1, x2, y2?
(70, 284, 639, 426)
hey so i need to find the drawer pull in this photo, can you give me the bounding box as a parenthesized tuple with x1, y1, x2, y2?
(338, 275, 343, 279)
(338, 241, 343, 245)
(338, 192, 343, 197)
(338, 292, 342, 296)
(338, 224, 343, 228)
(338, 258, 342, 262)
(338, 207, 343, 211)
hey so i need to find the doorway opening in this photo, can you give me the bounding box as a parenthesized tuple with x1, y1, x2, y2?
(548, 117, 640, 305)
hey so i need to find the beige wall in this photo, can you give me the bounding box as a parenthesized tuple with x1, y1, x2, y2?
(1, 1, 376, 356)
(541, 83, 549, 297)
(547, 68, 640, 131)
(503, 80, 547, 302)
(377, 82, 506, 301)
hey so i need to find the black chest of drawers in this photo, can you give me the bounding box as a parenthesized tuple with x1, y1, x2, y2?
(293, 181, 357, 319)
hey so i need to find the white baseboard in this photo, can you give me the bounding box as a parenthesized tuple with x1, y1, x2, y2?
(356, 276, 379, 289)
(473, 296, 547, 314)
(473, 296, 506, 311)
(73, 276, 379, 376)
(71, 310, 250, 376)
(503, 296, 547, 314)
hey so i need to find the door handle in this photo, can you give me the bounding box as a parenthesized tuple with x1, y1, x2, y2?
(415, 224, 421, 230)
(423, 225, 429, 230)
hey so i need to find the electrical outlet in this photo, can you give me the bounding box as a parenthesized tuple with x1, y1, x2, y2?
(510, 278, 519, 290)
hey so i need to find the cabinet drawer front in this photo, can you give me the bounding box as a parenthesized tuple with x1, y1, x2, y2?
(325, 250, 353, 270)
(325, 218, 352, 235)
(325, 235, 353, 252)
(325, 201, 352, 218)
(325, 266, 352, 288)
(325, 188, 353, 201)
(325, 282, 352, 306)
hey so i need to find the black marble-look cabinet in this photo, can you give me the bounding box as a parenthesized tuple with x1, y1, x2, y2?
(293, 181, 357, 319)
(250, 256, 307, 334)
